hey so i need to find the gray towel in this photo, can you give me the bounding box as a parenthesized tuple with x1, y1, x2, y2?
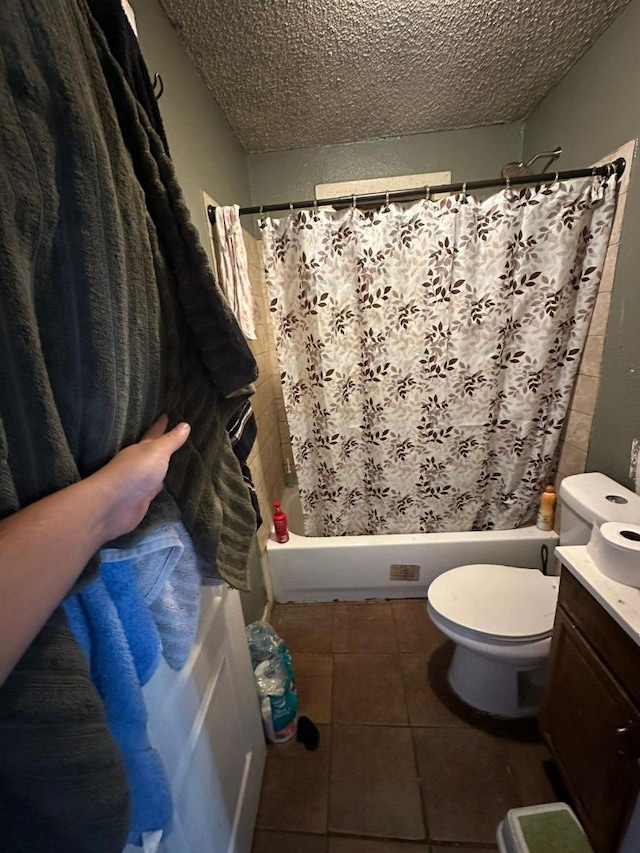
(0, 0, 258, 847)
(86, 0, 259, 587)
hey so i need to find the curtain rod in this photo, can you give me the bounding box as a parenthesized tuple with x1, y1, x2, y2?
(207, 157, 625, 222)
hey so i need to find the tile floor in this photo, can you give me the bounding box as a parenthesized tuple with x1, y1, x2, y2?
(252, 600, 563, 853)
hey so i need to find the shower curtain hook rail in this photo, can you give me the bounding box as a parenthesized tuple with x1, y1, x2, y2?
(236, 158, 625, 217)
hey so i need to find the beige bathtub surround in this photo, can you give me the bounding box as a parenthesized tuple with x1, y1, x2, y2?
(608, 186, 628, 247)
(557, 140, 637, 480)
(598, 245, 620, 294)
(556, 441, 588, 480)
(579, 335, 605, 379)
(570, 373, 601, 416)
(241, 229, 288, 555)
(589, 291, 612, 337)
(563, 409, 593, 453)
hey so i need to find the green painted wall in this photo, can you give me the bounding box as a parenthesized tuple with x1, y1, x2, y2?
(132, 0, 252, 261)
(524, 0, 640, 488)
(132, 0, 266, 621)
(248, 123, 524, 207)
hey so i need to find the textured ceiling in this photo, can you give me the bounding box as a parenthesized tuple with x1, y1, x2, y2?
(159, 0, 630, 153)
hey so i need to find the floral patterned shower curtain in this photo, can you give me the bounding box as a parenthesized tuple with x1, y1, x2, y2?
(261, 176, 618, 536)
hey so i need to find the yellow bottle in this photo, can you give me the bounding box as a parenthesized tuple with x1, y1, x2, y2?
(536, 485, 556, 531)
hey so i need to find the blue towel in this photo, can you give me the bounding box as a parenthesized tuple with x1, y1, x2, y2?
(63, 522, 204, 844)
(64, 561, 172, 845)
(101, 522, 202, 671)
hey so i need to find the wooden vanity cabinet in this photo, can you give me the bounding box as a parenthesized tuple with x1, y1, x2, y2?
(539, 569, 640, 852)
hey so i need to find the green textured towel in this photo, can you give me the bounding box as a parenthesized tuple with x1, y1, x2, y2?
(0, 0, 258, 847)
(518, 810, 593, 853)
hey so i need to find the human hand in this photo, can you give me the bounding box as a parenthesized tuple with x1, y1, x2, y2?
(90, 415, 191, 541)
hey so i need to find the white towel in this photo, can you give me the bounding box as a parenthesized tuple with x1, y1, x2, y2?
(214, 205, 257, 340)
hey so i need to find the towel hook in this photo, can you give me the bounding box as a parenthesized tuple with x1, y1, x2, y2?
(152, 72, 164, 100)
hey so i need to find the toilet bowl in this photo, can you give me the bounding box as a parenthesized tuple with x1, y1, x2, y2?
(426, 474, 640, 719)
(427, 564, 559, 718)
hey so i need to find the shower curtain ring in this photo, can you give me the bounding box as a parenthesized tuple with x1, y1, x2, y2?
(505, 176, 510, 192)
(462, 182, 467, 201)
(385, 191, 390, 207)
(425, 185, 431, 201)
(351, 195, 357, 209)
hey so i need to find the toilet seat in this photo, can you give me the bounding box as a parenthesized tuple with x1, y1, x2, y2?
(427, 564, 559, 643)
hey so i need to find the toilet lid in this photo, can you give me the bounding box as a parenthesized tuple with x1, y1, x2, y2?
(428, 564, 558, 641)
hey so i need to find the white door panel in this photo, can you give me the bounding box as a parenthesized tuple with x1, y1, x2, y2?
(123, 586, 266, 853)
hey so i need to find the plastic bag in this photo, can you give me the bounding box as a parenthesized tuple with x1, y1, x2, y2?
(246, 622, 298, 743)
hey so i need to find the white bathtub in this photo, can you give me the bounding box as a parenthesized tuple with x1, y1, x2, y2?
(266, 486, 559, 602)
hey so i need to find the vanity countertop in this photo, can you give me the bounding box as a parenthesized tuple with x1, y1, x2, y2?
(556, 545, 640, 647)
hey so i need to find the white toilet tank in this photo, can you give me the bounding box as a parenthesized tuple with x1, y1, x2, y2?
(559, 473, 640, 545)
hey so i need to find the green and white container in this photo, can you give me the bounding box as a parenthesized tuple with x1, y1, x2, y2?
(497, 803, 593, 853)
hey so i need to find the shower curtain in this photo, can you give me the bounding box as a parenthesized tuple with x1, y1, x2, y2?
(262, 176, 618, 536)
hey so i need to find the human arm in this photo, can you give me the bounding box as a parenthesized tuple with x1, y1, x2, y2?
(0, 415, 190, 686)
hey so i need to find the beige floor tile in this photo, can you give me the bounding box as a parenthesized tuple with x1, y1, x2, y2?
(329, 838, 429, 852)
(272, 604, 336, 654)
(253, 830, 328, 852)
(329, 725, 426, 840)
(333, 654, 408, 725)
(413, 727, 520, 844)
(333, 602, 397, 653)
(295, 653, 334, 724)
(391, 599, 445, 653)
(256, 726, 331, 834)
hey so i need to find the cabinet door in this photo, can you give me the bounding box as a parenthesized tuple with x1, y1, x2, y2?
(540, 608, 640, 852)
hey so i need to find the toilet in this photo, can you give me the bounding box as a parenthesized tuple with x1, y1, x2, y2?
(427, 472, 640, 718)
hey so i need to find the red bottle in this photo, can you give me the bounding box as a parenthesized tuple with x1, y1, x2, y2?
(273, 500, 289, 543)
